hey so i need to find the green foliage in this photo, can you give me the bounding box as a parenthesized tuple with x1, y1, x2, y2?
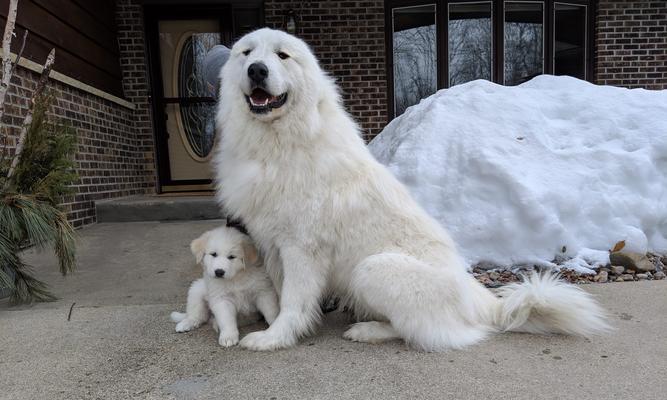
(1, 94, 78, 304)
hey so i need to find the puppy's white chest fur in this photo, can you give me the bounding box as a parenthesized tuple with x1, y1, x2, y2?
(204, 267, 273, 315)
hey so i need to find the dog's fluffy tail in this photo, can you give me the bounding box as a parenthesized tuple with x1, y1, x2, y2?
(170, 311, 187, 323)
(493, 273, 611, 337)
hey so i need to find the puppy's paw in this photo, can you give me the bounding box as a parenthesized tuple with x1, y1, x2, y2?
(218, 331, 239, 347)
(175, 319, 198, 333)
(170, 311, 186, 323)
(239, 330, 295, 351)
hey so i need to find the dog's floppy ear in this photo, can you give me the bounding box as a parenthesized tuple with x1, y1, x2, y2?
(241, 238, 259, 266)
(190, 232, 209, 264)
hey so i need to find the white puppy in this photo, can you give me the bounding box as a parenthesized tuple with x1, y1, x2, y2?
(170, 226, 279, 347)
(214, 28, 609, 351)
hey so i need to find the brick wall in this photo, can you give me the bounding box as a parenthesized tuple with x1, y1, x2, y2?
(264, 1, 388, 142)
(0, 0, 156, 228)
(116, 0, 156, 170)
(596, 1, 667, 89)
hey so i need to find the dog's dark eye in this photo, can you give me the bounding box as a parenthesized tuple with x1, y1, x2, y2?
(277, 51, 290, 60)
(210, 252, 217, 257)
(227, 255, 236, 260)
(242, 49, 251, 56)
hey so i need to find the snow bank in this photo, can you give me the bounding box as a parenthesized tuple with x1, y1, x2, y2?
(369, 76, 667, 273)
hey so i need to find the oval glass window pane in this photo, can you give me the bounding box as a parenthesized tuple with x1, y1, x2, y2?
(178, 33, 220, 158)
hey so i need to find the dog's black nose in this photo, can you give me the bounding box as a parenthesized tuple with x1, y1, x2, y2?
(214, 269, 225, 278)
(248, 62, 268, 84)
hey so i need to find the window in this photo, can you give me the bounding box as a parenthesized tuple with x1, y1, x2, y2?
(392, 4, 437, 116)
(448, 2, 493, 86)
(504, 2, 544, 86)
(387, 1, 591, 118)
(554, 3, 587, 79)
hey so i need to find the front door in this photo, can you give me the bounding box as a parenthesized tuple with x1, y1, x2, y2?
(145, 6, 233, 192)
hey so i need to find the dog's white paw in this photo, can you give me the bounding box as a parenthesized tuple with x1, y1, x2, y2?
(239, 330, 294, 351)
(343, 324, 374, 342)
(343, 322, 399, 344)
(175, 319, 198, 333)
(170, 311, 186, 323)
(218, 331, 239, 347)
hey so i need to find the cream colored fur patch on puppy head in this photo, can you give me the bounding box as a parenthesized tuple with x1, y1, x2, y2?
(190, 226, 259, 279)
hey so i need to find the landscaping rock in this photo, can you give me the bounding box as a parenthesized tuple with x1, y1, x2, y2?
(610, 265, 626, 275)
(609, 252, 655, 272)
(594, 271, 608, 283)
(653, 271, 666, 280)
(621, 274, 635, 281)
(636, 273, 648, 280)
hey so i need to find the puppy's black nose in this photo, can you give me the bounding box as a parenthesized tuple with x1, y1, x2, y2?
(248, 62, 268, 84)
(214, 269, 225, 278)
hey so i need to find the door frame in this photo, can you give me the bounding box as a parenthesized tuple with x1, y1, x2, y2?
(144, 4, 233, 192)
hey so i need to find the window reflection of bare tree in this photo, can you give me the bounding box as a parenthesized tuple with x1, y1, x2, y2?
(505, 23, 543, 85)
(449, 19, 492, 86)
(393, 25, 436, 116)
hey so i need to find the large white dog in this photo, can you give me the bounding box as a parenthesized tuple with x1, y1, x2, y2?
(214, 28, 609, 351)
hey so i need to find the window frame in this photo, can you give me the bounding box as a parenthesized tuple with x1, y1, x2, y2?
(384, 0, 595, 120)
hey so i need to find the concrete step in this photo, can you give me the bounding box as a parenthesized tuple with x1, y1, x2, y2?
(96, 195, 222, 222)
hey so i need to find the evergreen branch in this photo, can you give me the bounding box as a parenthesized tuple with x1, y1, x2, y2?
(9, 261, 57, 304)
(4, 48, 56, 190)
(53, 210, 76, 275)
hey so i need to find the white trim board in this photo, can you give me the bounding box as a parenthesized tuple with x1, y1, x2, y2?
(2, 50, 136, 110)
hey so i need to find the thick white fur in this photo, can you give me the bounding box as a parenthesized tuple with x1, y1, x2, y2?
(170, 226, 279, 347)
(214, 28, 610, 351)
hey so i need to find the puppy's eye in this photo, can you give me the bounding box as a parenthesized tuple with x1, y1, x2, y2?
(277, 51, 290, 60)
(242, 49, 251, 56)
(210, 252, 217, 257)
(227, 255, 236, 260)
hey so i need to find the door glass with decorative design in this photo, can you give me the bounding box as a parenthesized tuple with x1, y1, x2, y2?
(158, 19, 220, 187)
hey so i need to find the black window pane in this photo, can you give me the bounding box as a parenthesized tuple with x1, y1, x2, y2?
(448, 2, 493, 86)
(504, 2, 544, 85)
(554, 3, 586, 79)
(393, 5, 437, 116)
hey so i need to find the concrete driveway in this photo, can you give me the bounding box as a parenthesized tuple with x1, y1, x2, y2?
(1, 221, 666, 399)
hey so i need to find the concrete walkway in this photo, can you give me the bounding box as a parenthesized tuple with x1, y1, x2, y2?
(1, 221, 666, 400)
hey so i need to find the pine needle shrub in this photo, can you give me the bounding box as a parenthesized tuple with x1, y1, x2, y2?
(0, 94, 77, 304)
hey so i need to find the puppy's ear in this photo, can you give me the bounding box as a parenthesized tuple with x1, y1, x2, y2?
(241, 239, 259, 266)
(190, 232, 209, 264)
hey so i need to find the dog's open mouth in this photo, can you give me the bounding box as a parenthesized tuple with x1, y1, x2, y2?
(245, 88, 288, 114)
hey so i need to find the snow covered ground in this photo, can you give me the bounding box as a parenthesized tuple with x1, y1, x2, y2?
(369, 76, 667, 273)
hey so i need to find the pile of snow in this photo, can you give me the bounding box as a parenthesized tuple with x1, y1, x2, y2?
(369, 76, 667, 273)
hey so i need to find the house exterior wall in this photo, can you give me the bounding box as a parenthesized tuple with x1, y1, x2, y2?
(264, 1, 388, 142)
(595, 0, 667, 89)
(1, 0, 155, 227)
(3, 0, 667, 229)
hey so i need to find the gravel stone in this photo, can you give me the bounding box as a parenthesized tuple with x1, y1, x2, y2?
(611, 266, 625, 275)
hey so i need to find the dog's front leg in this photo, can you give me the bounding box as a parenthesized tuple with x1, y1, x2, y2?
(210, 300, 239, 347)
(239, 246, 327, 351)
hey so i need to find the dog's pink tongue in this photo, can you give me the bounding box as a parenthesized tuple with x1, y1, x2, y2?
(251, 89, 271, 103)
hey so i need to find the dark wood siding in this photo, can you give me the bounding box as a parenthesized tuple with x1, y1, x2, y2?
(0, 0, 123, 97)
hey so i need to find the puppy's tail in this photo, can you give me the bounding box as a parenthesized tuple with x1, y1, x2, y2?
(170, 311, 187, 323)
(492, 273, 611, 337)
